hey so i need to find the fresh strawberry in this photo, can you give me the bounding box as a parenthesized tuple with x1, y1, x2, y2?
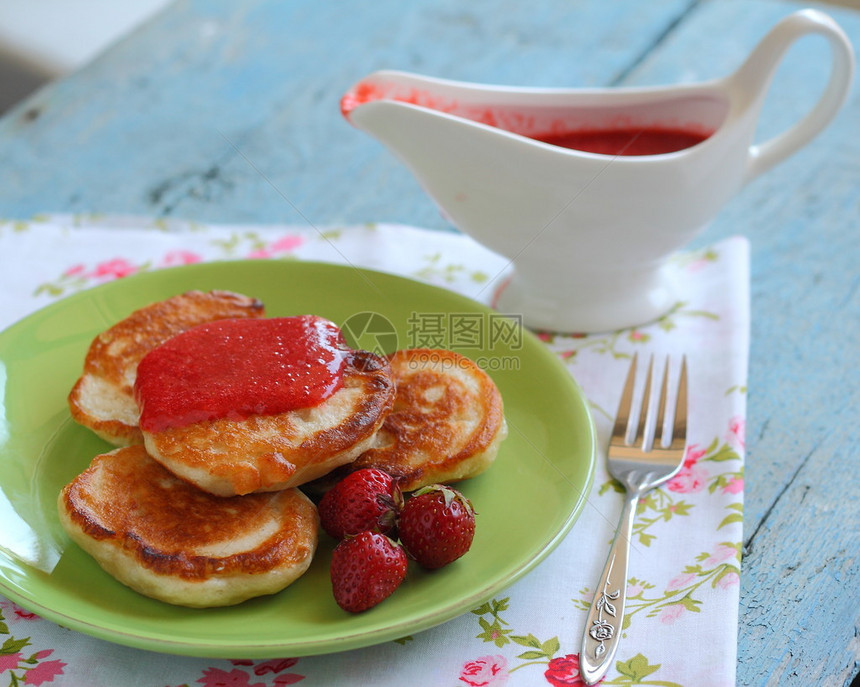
(318, 468, 402, 539)
(397, 485, 476, 569)
(330, 531, 408, 612)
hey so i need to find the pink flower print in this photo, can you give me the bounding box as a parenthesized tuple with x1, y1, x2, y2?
(63, 264, 86, 277)
(91, 258, 137, 280)
(247, 234, 305, 259)
(161, 250, 202, 267)
(251, 659, 304, 684)
(15, 607, 38, 620)
(544, 654, 592, 686)
(682, 444, 707, 468)
(666, 572, 697, 591)
(246, 248, 272, 259)
(251, 658, 298, 675)
(230, 658, 303, 682)
(667, 464, 707, 493)
(717, 572, 740, 590)
(627, 330, 650, 344)
(627, 582, 644, 598)
(658, 603, 686, 625)
(459, 654, 509, 686)
(722, 476, 744, 494)
(196, 667, 265, 687)
(705, 544, 738, 567)
(0, 652, 22, 671)
(0, 600, 38, 620)
(23, 658, 66, 686)
(686, 257, 711, 273)
(268, 234, 304, 253)
(726, 416, 745, 449)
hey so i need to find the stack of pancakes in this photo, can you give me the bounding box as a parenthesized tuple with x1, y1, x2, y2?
(59, 290, 507, 608)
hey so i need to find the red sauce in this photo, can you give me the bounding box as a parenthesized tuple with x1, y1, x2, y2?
(532, 127, 710, 156)
(135, 315, 348, 433)
(341, 81, 711, 155)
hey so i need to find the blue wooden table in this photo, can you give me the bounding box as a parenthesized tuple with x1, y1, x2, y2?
(0, 1, 857, 684)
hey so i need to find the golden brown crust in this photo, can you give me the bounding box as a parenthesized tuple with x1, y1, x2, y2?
(68, 376, 144, 446)
(312, 348, 507, 492)
(58, 445, 318, 583)
(68, 291, 265, 445)
(142, 349, 396, 496)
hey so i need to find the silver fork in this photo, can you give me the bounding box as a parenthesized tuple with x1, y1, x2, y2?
(580, 354, 688, 685)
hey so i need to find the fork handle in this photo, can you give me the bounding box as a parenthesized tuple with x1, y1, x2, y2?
(580, 490, 639, 685)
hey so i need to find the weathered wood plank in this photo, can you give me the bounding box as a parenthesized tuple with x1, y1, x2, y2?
(0, 0, 693, 224)
(622, 2, 860, 684)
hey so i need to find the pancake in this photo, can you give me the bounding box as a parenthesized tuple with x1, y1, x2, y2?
(68, 290, 265, 446)
(140, 349, 396, 496)
(57, 445, 319, 608)
(311, 348, 507, 493)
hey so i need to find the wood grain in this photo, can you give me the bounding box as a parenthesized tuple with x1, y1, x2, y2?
(625, 3, 860, 684)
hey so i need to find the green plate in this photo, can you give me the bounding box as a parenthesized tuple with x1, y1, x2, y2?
(0, 260, 595, 657)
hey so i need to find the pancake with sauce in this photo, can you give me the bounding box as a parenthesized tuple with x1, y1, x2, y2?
(57, 445, 319, 608)
(68, 290, 265, 446)
(135, 316, 396, 497)
(310, 348, 507, 493)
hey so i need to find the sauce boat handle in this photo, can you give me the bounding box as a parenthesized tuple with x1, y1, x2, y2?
(733, 9, 855, 183)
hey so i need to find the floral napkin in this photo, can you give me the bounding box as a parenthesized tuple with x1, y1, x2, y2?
(0, 215, 748, 687)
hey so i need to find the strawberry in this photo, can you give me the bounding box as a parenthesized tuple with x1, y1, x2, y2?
(330, 531, 408, 612)
(318, 468, 402, 540)
(397, 485, 476, 569)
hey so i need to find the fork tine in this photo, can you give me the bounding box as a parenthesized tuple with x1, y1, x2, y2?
(635, 355, 654, 448)
(654, 356, 669, 447)
(610, 354, 637, 446)
(668, 356, 688, 450)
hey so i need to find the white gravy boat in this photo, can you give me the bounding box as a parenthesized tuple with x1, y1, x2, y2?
(342, 10, 854, 332)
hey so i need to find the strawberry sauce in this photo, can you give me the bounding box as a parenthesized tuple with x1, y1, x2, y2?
(341, 81, 712, 156)
(135, 315, 347, 433)
(532, 127, 710, 156)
